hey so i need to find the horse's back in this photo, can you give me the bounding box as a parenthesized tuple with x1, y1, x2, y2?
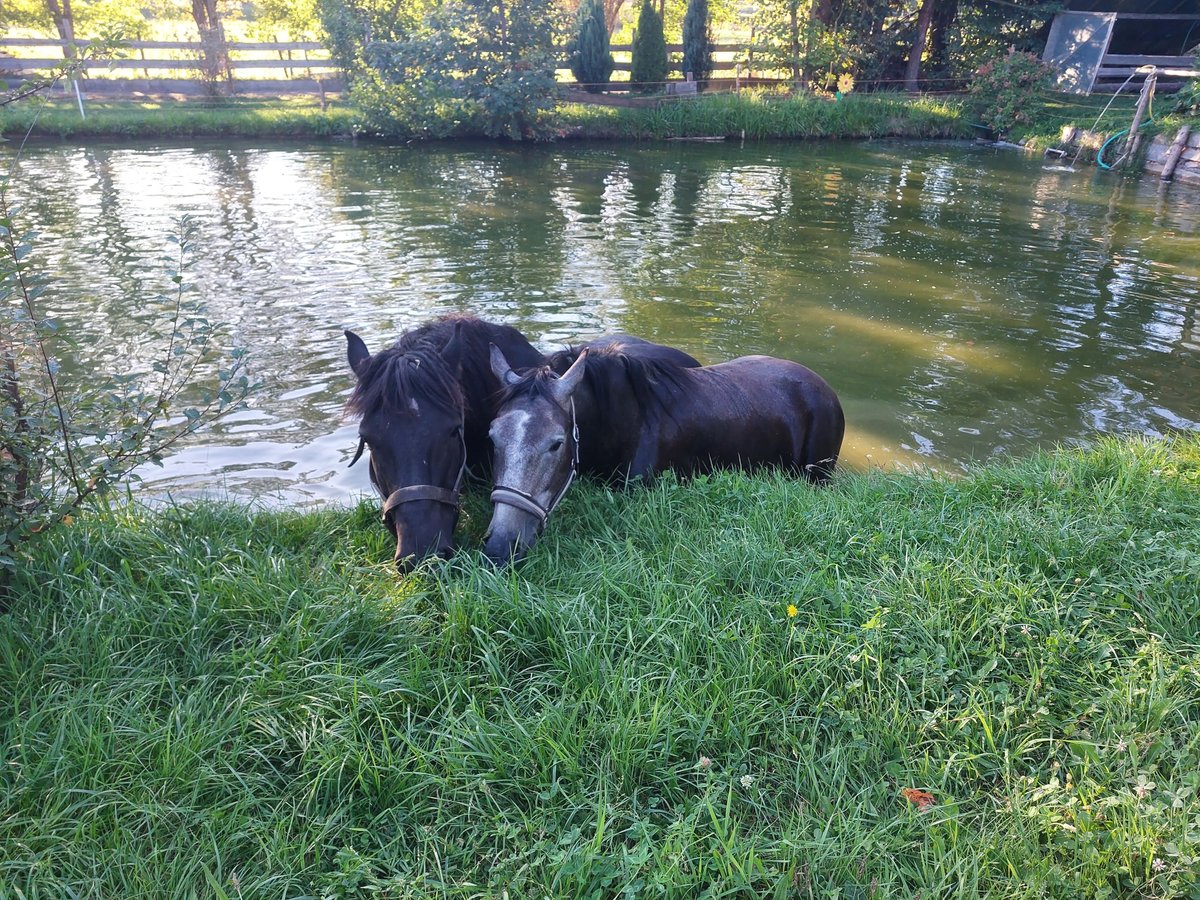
(675, 354, 844, 481)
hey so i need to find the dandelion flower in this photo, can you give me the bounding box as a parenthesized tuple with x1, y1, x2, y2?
(787, 604, 798, 618)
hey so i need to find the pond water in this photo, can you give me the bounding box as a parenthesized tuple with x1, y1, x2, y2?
(6, 139, 1199, 507)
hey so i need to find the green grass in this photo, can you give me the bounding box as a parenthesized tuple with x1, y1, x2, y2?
(2, 435, 1199, 897)
(558, 90, 973, 141)
(0, 96, 358, 139)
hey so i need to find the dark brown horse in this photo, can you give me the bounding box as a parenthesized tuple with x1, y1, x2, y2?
(484, 341, 844, 564)
(345, 315, 544, 569)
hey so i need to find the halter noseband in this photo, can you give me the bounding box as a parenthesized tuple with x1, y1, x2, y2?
(350, 429, 468, 522)
(490, 399, 580, 533)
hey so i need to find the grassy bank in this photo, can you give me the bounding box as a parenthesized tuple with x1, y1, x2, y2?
(0, 97, 358, 139)
(4, 91, 1185, 150)
(0, 91, 972, 143)
(558, 91, 973, 141)
(2, 436, 1199, 897)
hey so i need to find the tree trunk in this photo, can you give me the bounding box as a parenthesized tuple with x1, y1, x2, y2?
(812, 0, 833, 27)
(45, 0, 77, 59)
(789, 0, 801, 90)
(191, 0, 233, 88)
(904, 0, 936, 93)
(604, 0, 624, 34)
(927, 0, 958, 81)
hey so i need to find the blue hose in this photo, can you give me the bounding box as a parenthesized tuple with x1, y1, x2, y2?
(1097, 129, 1127, 169)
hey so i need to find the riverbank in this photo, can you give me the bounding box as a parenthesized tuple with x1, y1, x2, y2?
(0, 96, 358, 139)
(3, 435, 1198, 896)
(4, 91, 1194, 161)
(0, 91, 969, 142)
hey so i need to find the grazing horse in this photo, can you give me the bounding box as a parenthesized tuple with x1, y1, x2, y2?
(484, 342, 844, 564)
(344, 315, 544, 569)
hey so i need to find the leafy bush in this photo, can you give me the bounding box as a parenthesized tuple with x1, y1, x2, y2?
(1, 207, 251, 577)
(1172, 78, 1200, 117)
(681, 0, 713, 88)
(327, 0, 565, 139)
(568, 0, 614, 94)
(969, 49, 1054, 135)
(630, 0, 668, 95)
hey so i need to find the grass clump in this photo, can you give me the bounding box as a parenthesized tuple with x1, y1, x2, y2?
(2, 435, 1199, 896)
(559, 90, 972, 141)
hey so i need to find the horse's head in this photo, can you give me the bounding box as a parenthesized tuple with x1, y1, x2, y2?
(484, 344, 587, 566)
(345, 327, 466, 571)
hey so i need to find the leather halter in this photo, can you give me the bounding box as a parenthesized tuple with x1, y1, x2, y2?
(490, 400, 579, 532)
(350, 430, 468, 522)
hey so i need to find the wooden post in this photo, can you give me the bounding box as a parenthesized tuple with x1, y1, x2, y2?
(1160, 125, 1192, 181)
(1123, 69, 1156, 168)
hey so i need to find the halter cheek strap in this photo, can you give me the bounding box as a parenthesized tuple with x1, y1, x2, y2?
(490, 400, 580, 533)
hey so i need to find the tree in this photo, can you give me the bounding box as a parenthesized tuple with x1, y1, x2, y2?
(569, 0, 615, 93)
(44, 0, 78, 58)
(346, 0, 566, 139)
(680, 0, 713, 87)
(629, 0, 667, 93)
(904, 0, 936, 92)
(751, 0, 850, 90)
(191, 0, 233, 88)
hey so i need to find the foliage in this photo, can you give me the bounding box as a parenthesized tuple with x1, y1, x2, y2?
(629, 0, 668, 94)
(1, 208, 252, 576)
(749, 0, 853, 89)
(250, 0, 322, 40)
(330, 0, 565, 139)
(1172, 79, 1200, 117)
(680, 0, 713, 87)
(568, 0, 615, 94)
(969, 48, 1054, 135)
(2, 436, 1199, 894)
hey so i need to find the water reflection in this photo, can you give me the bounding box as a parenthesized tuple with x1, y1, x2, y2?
(4, 139, 1198, 506)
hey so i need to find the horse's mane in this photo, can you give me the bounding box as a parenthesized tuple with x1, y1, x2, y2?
(501, 341, 691, 419)
(346, 316, 471, 418)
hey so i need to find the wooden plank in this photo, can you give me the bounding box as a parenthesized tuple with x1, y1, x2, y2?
(0, 57, 337, 71)
(1103, 54, 1195, 66)
(0, 38, 326, 50)
(1097, 66, 1200, 78)
(608, 42, 745, 53)
(1107, 12, 1200, 19)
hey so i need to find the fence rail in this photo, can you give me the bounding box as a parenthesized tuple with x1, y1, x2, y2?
(0, 36, 789, 94)
(0, 37, 337, 75)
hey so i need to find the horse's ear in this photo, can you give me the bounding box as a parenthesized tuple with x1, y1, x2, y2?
(345, 329, 371, 377)
(489, 343, 521, 385)
(551, 348, 587, 404)
(442, 322, 464, 375)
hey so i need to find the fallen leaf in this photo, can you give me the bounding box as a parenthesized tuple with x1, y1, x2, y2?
(901, 787, 936, 812)
(62, 515, 74, 526)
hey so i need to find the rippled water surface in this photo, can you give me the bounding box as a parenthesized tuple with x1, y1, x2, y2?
(7, 139, 1199, 506)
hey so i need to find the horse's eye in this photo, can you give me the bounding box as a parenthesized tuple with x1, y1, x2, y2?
(548, 439, 564, 453)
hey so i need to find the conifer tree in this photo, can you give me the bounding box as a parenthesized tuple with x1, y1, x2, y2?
(681, 0, 714, 88)
(630, 0, 668, 94)
(568, 0, 614, 93)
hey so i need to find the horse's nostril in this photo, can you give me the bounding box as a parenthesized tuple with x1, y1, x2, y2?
(395, 555, 416, 574)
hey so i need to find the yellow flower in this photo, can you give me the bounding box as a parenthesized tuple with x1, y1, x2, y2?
(786, 604, 798, 618)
